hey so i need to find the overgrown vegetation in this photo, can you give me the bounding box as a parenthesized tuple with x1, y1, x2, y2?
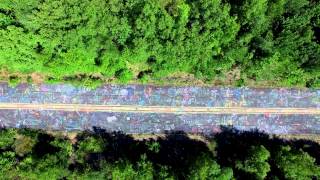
(0, 0, 319, 87)
(0, 128, 319, 179)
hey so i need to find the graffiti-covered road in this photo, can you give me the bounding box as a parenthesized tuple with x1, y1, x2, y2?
(1, 103, 320, 114)
(0, 83, 319, 134)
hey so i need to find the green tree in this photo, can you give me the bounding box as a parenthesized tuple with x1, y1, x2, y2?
(75, 136, 105, 163)
(0, 129, 16, 150)
(235, 145, 270, 179)
(188, 153, 233, 180)
(274, 146, 320, 180)
(116, 69, 134, 83)
(136, 154, 154, 180)
(17, 154, 70, 180)
(111, 162, 138, 180)
(13, 135, 37, 156)
(0, 151, 16, 175)
(111, 155, 154, 180)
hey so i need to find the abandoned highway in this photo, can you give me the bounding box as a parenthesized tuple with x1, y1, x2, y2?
(0, 83, 319, 134)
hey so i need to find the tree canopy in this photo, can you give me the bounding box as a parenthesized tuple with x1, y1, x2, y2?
(0, 0, 319, 87)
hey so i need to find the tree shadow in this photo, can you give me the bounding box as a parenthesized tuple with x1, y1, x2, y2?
(32, 132, 60, 158)
(72, 126, 320, 178)
(146, 131, 211, 179)
(17, 128, 60, 158)
(212, 126, 320, 179)
(73, 128, 211, 178)
(1, 126, 319, 179)
(213, 127, 271, 166)
(72, 127, 143, 171)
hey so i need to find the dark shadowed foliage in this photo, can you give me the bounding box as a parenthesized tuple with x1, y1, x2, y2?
(0, 126, 319, 179)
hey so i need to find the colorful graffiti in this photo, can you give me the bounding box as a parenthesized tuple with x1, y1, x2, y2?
(0, 83, 319, 134)
(0, 110, 319, 134)
(0, 83, 319, 108)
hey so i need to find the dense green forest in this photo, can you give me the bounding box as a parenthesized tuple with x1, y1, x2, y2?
(0, 128, 319, 179)
(0, 0, 319, 87)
